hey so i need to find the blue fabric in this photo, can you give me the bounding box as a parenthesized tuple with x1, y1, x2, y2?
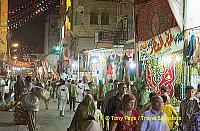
(187, 34, 195, 57)
(140, 109, 170, 131)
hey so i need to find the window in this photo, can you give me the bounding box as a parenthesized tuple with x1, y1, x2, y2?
(127, 14, 133, 40)
(75, 6, 84, 25)
(101, 12, 109, 25)
(90, 13, 98, 25)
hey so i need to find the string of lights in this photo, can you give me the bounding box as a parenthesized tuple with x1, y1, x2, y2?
(9, 0, 51, 19)
(9, 0, 48, 15)
(10, 3, 53, 28)
(0, 0, 57, 30)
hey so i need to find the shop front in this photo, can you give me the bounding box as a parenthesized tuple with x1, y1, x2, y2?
(80, 48, 124, 83)
(123, 46, 136, 83)
(184, 29, 200, 88)
(138, 27, 184, 98)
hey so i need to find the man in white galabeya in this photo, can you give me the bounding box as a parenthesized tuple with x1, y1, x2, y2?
(58, 80, 69, 116)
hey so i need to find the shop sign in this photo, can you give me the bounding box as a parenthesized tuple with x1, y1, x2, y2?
(139, 27, 184, 60)
(17, 61, 29, 67)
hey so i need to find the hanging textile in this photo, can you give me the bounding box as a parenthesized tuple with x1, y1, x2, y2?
(136, 0, 177, 41)
(187, 34, 195, 58)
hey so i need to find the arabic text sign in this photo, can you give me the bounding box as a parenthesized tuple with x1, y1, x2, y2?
(139, 27, 184, 60)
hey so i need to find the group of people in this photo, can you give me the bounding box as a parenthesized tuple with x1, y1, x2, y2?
(66, 79, 200, 131)
(0, 75, 51, 130)
(1, 74, 200, 131)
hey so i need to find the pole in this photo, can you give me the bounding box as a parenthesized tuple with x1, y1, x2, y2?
(133, 2, 138, 81)
(182, 0, 186, 98)
(8, 43, 11, 65)
(8, 43, 12, 76)
(77, 50, 80, 80)
(6, 30, 11, 65)
(77, 37, 80, 80)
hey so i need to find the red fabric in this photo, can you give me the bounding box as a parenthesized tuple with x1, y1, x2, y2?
(112, 109, 139, 131)
(136, 0, 177, 41)
(146, 62, 175, 96)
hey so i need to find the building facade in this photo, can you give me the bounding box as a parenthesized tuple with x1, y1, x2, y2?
(0, 0, 8, 63)
(44, 0, 67, 75)
(71, 0, 118, 52)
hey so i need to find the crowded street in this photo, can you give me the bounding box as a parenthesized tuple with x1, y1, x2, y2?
(0, 76, 198, 131)
(1, 0, 200, 131)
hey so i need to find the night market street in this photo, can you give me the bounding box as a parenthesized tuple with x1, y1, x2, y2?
(0, 0, 200, 131)
(0, 100, 74, 131)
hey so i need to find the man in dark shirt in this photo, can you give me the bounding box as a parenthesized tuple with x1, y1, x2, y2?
(179, 86, 200, 131)
(104, 82, 127, 130)
(103, 79, 118, 113)
(191, 84, 200, 131)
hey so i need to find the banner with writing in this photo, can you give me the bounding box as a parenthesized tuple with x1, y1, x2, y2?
(138, 27, 183, 61)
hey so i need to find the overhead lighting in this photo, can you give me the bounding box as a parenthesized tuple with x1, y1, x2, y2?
(12, 49, 17, 52)
(113, 45, 124, 48)
(13, 56, 17, 59)
(91, 58, 98, 63)
(129, 61, 136, 69)
(11, 43, 19, 48)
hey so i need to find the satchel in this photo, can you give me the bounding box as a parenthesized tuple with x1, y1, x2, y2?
(22, 93, 39, 111)
(32, 86, 50, 101)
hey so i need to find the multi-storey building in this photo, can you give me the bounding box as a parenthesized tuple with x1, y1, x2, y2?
(44, 0, 136, 77)
(0, 0, 8, 64)
(44, 0, 64, 55)
(44, 0, 70, 75)
(71, 0, 118, 52)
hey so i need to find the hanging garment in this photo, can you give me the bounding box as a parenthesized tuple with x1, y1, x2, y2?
(187, 34, 195, 58)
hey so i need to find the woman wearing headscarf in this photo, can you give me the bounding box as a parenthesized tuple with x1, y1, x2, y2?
(68, 94, 96, 131)
(81, 115, 101, 131)
(96, 80, 106, 111)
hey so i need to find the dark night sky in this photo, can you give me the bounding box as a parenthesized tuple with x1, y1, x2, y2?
(9, 0, 51, 54)
(11, 15, 46, 54)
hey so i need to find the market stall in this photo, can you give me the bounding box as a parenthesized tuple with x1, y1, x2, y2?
(138, 27, 184, 97)
(184, 29, 200, 88)
(80, 48, 123, 83)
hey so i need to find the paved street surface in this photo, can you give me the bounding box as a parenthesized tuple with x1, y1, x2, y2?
(0, 100, 75, 131)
